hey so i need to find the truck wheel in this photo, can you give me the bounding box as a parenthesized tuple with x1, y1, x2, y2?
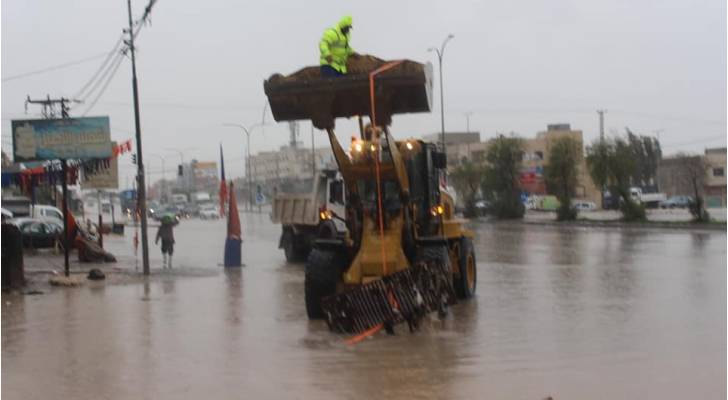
(282, 230, 298, 262)
(454, 237, 477, 299)
(305, 249, 343, 319)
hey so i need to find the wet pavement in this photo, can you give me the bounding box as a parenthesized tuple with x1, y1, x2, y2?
(2, 214, 726, 399)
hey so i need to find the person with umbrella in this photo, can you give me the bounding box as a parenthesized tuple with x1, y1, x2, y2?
(155, 214, 177, 268)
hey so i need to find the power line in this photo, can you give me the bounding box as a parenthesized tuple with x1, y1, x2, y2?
(2, 52, 110, 82)
(72, 36, 125, 100)
(82, 53, 126, 116)
(74, 51, 125, 111)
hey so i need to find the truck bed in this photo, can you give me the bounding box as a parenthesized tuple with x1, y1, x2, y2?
(271, 193, 319, 227)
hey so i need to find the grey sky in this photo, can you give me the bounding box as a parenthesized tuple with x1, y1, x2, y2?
(2, 0, 726, 186)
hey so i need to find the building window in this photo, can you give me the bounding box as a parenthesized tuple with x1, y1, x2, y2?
(535, 151, 544, 160)
(713, 167, 725, 177)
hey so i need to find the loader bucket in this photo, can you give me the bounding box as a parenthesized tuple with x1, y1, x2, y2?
(263, 56, 433, 129)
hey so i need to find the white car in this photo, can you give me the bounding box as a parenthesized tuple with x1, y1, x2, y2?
(199, 205, 220, 220)
(573, 200, 597, 211)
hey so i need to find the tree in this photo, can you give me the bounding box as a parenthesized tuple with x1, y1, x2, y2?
(450, 160, 484, 217)
(626, 128, 662, 188)
(586, 137, 646, 221)
(544, 137, 580, 221)
(673, 153, 710, 222)
(481, 135, 525, 219)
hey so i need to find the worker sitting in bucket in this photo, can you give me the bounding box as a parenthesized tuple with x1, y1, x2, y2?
(319, 15, 357, 77)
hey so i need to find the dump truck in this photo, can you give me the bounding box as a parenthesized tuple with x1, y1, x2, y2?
(264, 55, 477, 334)
(271, 169, 346, 262)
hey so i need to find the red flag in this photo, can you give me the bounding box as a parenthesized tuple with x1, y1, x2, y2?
(227, 182, 241, 239)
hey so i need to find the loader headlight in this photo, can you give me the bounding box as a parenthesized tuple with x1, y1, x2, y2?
(405, 141, 413, 150)
(354, 143, 363, 152)
(430, 204, 445, 216)
(370, 144, 376, 152)
(319, 210, 333, 220)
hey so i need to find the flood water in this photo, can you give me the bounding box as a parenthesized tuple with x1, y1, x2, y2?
(2, 215, 726, 399)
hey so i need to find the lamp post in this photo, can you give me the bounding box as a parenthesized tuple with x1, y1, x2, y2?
(428, 34, 455, 152)
(222, 122, 265, 211)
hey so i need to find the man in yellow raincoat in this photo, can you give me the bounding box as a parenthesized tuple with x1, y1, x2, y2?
(320, 15, 357, 77)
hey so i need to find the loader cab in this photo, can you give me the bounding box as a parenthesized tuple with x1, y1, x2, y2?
(401, 140, 446, 237)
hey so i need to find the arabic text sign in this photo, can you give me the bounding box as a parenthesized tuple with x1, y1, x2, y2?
(12, 117, 112, 161)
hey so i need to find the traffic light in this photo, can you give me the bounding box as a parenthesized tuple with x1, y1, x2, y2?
(178, 165, 184, 176)
(131, 154, 137, 164)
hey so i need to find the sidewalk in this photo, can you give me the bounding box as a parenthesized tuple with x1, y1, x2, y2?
(522, 208, 726, 229)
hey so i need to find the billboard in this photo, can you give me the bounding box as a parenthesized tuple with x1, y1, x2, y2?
(12, 116, 112, 161)
(81, 142, 119, 189)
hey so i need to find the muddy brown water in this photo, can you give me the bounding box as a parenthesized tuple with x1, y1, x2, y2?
(2, 215, 725, 399)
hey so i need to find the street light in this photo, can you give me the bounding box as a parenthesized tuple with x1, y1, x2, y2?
(428, 33, 454, 152)
(222, 122, 266, 211)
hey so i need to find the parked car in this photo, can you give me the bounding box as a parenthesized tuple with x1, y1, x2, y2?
(199, 204, 220, 220)
(474, 200, 491, 215)
(660, 196, 693, 209)
(573, 200, 597, 211)
(182, 203, 200, 218)
(13, 219, 63, 248)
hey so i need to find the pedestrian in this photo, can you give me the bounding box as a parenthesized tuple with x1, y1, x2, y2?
(319, 15, 357, 78)
(155, 215, 176, 268)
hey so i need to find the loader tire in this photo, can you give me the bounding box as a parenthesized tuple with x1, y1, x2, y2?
(305, 249, 343, 320)
(454, 237, 477, 299)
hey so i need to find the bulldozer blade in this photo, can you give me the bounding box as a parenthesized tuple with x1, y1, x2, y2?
(263, 60, 432, 130)
(321, 259, 456, 335)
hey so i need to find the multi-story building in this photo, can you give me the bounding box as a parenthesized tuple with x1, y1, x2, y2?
(657, 155, 702, 200)
(445, 124, 601, 205)
(704, 147, 726, 207)
(657, 147, 726, 208)
(247, 143, 336, 194)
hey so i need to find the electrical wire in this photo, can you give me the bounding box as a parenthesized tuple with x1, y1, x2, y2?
(74, 50, 125, 111)
(1, 52, 110, 82)
(72, 36, 125, 100)
(82, 53, 126, 116)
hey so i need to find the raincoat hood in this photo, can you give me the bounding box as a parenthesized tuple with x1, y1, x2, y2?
(338, 15, 353, 29)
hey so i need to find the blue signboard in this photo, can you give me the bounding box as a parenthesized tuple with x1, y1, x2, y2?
(12, 117, 112, 161)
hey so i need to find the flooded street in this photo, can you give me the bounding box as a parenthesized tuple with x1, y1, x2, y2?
(3, 215, 725, 399)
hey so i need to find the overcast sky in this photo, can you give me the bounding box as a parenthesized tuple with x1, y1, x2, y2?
(2, 0, 726, 186)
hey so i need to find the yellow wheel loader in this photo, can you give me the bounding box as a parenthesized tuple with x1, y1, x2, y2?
(264, 57, 476, 334)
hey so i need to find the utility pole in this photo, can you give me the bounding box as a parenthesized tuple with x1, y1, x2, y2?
(25, 95, 80, 119)
(428, 34, 454, 152)
(126, 0, 150, 275)
(597, 109, 606, 142)
(25, 96, 74, 276)
(464, 111, 473, 133)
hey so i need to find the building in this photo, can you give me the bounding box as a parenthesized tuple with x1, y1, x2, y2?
(423, 131, 481, 167)
(660, 148, 726, 208)
(446, 124, 601, 205)
(247, 143, 336, 194)
(175, 160, 218, 195)
(704, 148, 726, 207)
